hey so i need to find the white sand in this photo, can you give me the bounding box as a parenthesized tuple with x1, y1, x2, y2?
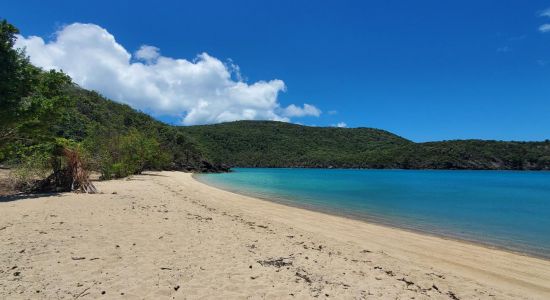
(1, 171, 549, 299)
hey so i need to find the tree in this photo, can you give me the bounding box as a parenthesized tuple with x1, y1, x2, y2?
(0, 20, 72, 159)
(0, 19, 38, 147)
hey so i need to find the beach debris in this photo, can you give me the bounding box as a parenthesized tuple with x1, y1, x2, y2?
(258, 257, 293, 268)
(447, 291, 460, 300)
(71, 257, 86, 260)
(25, 146, 97, 194)
(160, 267, 172, 270)
(351, 259, 371, 264)
(360, 249, 372, 253)
(295, 271, 312, 284)
(398, 277, 415, 287)
(426, 272, 445, 279)
(13, 271, 20, 276)
(250, 276, 259, 280)
(74, 287, 91, 299)
(174, 285, 180, 291)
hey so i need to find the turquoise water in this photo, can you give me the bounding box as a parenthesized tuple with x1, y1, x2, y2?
(197, 168, 550, 258)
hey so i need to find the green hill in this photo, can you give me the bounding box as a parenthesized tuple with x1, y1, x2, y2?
(52, 86, 224, 172)
(181, 121, 550, 170)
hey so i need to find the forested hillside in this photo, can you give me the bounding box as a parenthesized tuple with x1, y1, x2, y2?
(53, 86, 225, 173)
(181, 121, 550, 170)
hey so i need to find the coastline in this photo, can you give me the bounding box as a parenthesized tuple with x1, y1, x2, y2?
(192, 172, 550, 298)
(1, 171, 549, 299)
(194, 173, 550, 260)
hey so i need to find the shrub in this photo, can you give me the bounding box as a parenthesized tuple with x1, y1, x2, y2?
(91, 129, 169, 180)
(10, 145, 52, 191)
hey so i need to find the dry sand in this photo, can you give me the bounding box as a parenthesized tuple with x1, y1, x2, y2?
(1, 171, 549, 299)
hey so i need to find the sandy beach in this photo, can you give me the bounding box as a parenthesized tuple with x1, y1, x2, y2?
(1, 171, 549, 299)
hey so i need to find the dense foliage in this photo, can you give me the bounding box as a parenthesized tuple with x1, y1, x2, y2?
(181, 121, 550, 170)
(53, 87, 222, 174)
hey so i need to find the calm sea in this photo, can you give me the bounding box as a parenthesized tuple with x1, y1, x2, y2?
(197, 168, 550, 258)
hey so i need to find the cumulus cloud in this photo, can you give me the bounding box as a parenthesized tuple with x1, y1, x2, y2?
(539, 24, 550, 33)
(135, 45, 160, 63)
(15, 23, 320, 125)
(282, 103, 321, 117)
(540, 8, 550, 18)
(331, 122, 347, 128)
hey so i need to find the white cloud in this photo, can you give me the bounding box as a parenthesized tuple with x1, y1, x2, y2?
(327, 110, 338, 115)
(540, 8, 550, 18)
(331, 122, 347, 128)
(15, 23, 320, 125)
(539, 24, 550, 33)
(282, 103, 321, 117)
(135, 45, 160, 63)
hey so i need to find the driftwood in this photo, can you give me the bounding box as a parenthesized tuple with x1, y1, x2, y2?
(62, 147, 97, 193)
(26, 147, 97, 194)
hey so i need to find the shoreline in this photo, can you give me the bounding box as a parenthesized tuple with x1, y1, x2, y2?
(217, 166, 550, 172)
(189, 172, 550, 298)
(1, 171, 549, 299)
(194, 173, 550, 261)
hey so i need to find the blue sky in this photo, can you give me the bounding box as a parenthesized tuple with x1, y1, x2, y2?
(2, 0, 550, 141)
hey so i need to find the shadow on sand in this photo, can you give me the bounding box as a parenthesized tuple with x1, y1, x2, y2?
(0, 192, 62, 203)
(137, 172, 170, 177)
